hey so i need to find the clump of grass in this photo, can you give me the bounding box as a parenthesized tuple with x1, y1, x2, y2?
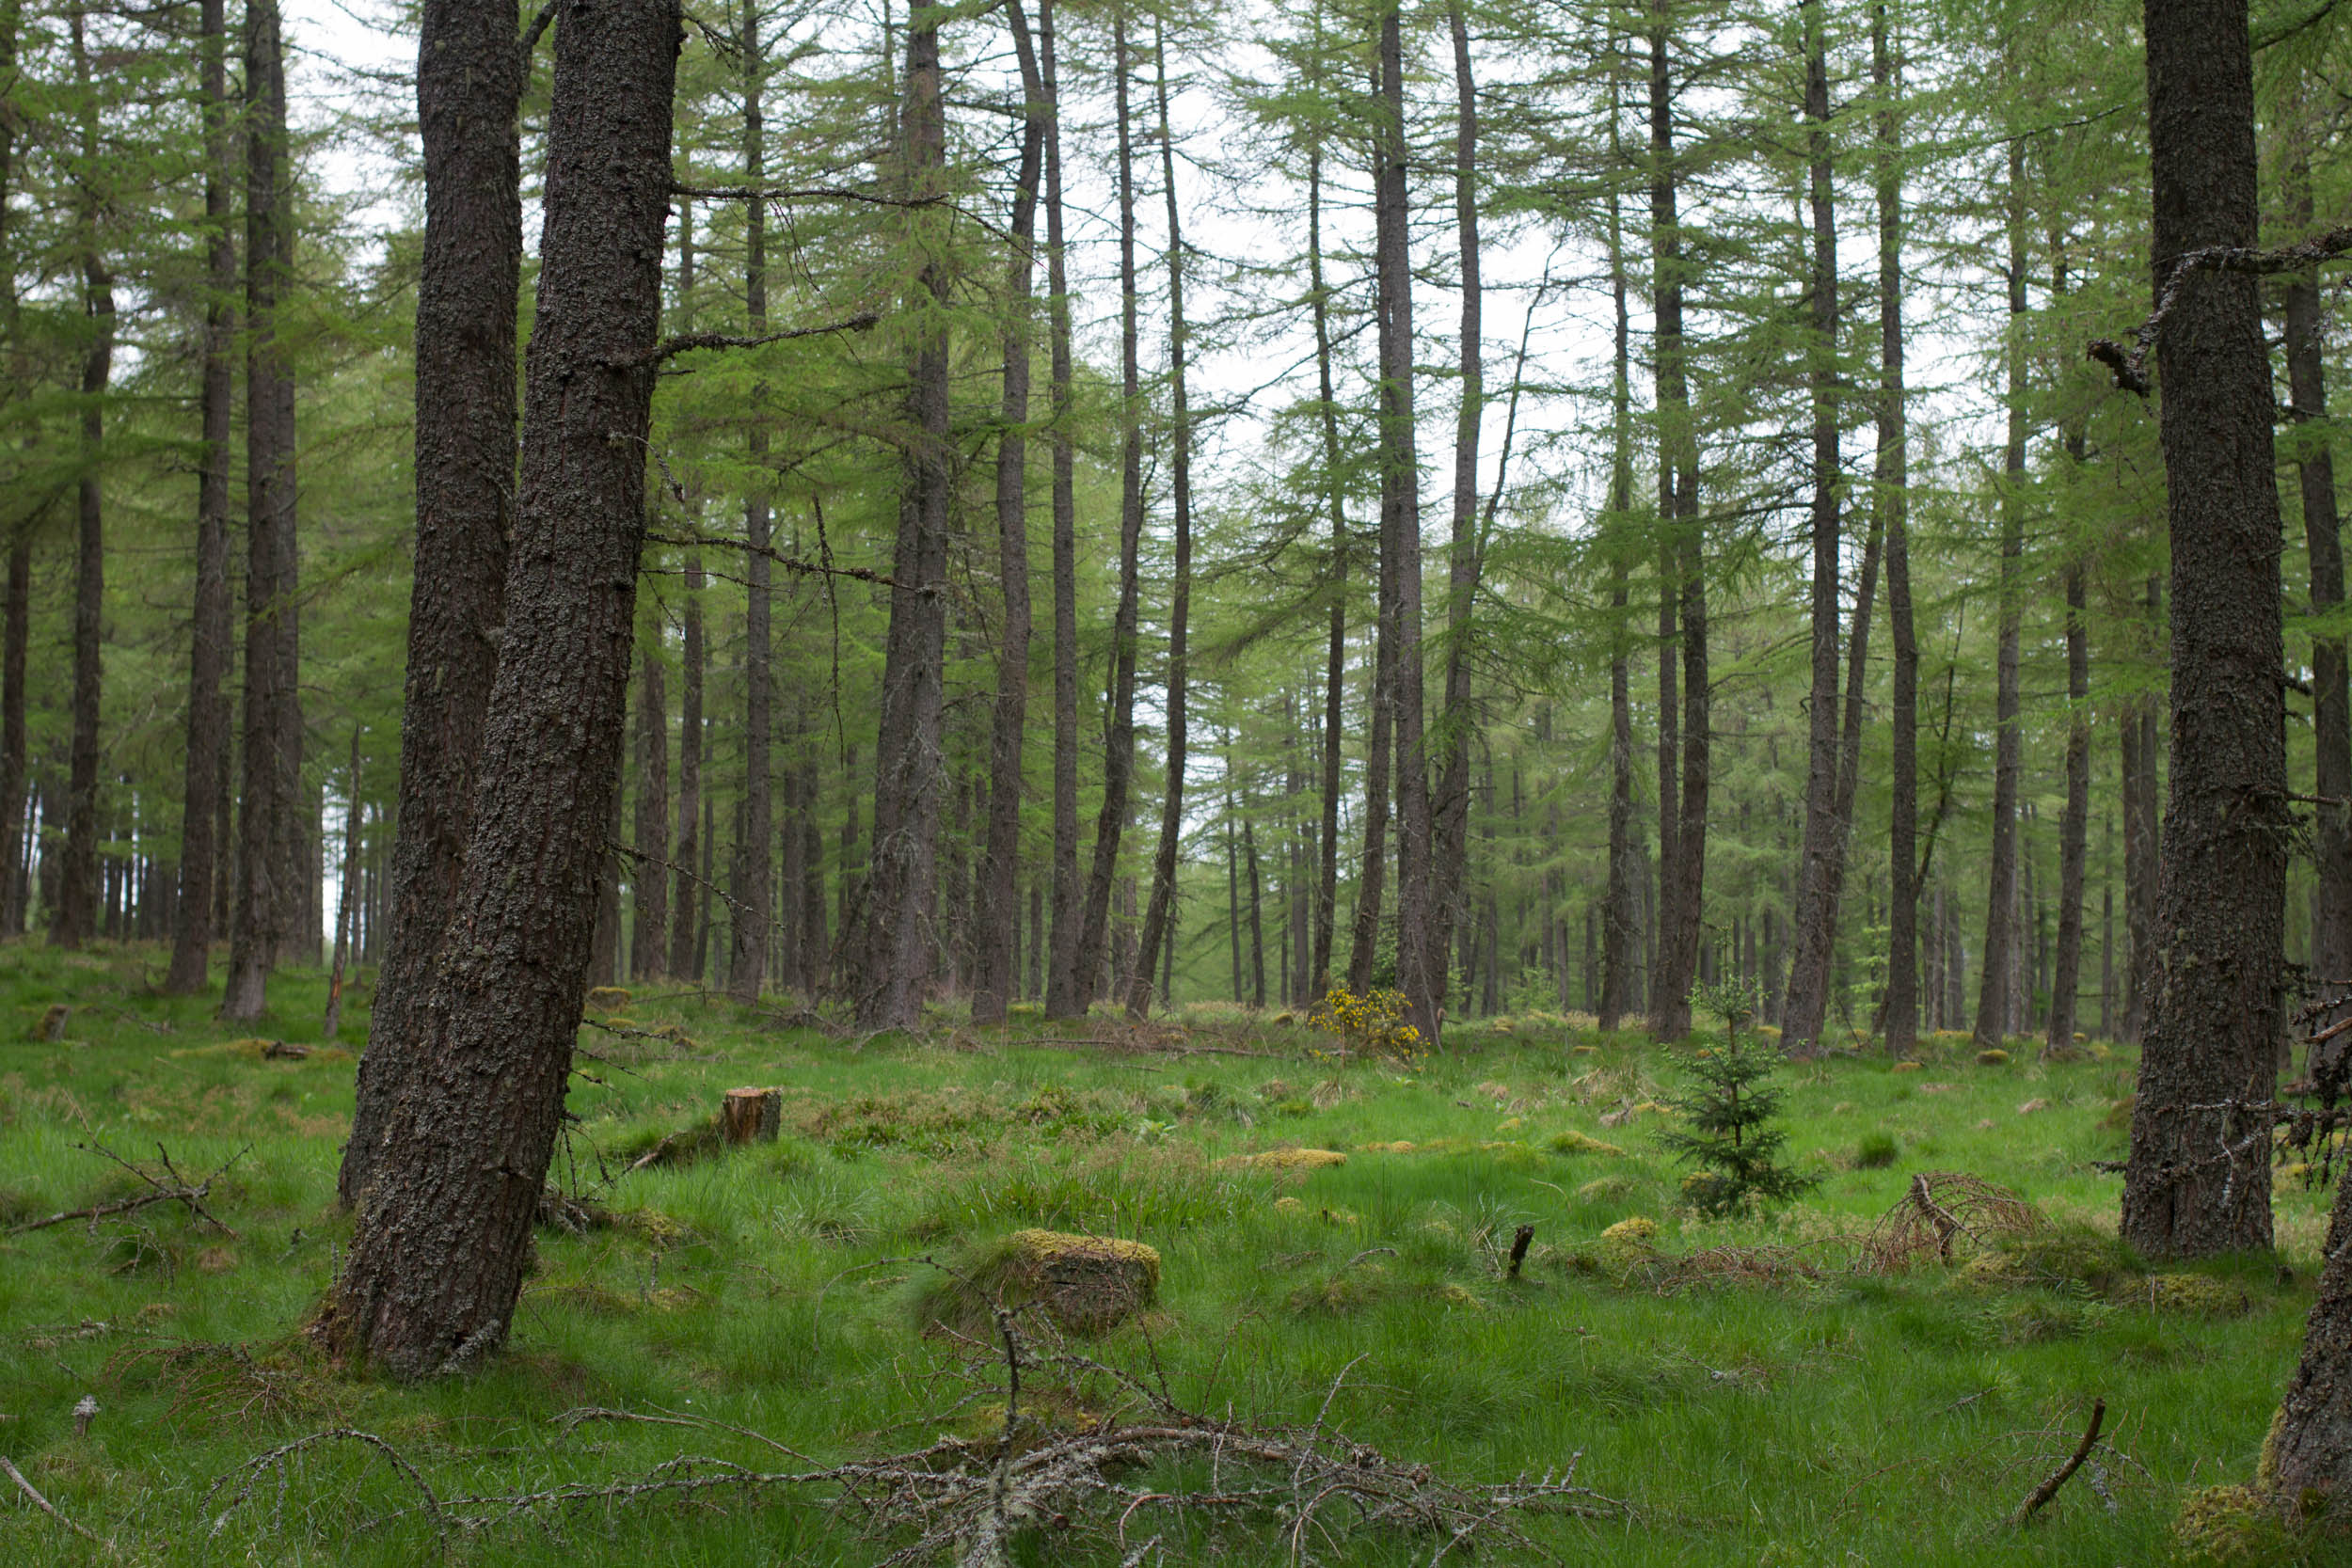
(1854, 1131, 1899, 1168)
(1547, 1130, 1625, 1158)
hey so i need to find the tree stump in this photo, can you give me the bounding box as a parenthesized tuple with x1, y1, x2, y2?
(722, 1086, 781, 1145)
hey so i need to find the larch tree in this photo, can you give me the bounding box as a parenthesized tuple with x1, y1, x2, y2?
(342, 0, 523, 1203)
(2115, 0, 2285, 1259)
(725, 4, 771, 1006)
(325, 0, 683, 1376)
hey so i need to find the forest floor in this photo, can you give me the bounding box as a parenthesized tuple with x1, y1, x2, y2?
(0, 943, 2336, 1566)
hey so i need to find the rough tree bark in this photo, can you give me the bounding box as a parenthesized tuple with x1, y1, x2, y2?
(1127, 16, 1193, 1018)
(1073, 8, 1144, 1014)
(1782, 3, 1844, 1053)
(1427, 2, 1484, 1018)
(1041, 0, 1084, 1020)
(52, 7, 112, 955)
(1374, 0, 1436, 1044)
(166, 0, 235, 995)
(856, 2, 954, 1028)
(338, 0, 519, 1197)
(1877, 1, 1917, 1055)
(323, 0, 681, 1376)
(1645, 0, 1705, 1040)
(725, 9, 771, 1006)
(1970, 134, 2027, 1054)
(2118, 0, 2284, 1259)
(971, 0, 1045, 1026)
(1308, 22, 1346, 1000)
(1599, 38, 1637, 1031)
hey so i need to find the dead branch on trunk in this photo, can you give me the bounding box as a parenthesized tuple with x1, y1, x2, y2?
(2090, 223, 2352, 394)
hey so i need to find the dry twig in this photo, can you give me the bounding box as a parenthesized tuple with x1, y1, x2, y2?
(2009, 1399, 2106, 1526)
(0, 1452, 109, 1550)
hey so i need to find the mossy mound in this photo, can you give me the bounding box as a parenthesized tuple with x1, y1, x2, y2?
(1578, 1175, 1633, 1201)
(2129, 1273, 2254, 1319)
(1963, 1224, 2140, 1294)
(2173, 1484, 2299, 1566)
(1548, 1130, 1626, 1158)
(1599, 1216, 1659, 1261)
(1355, 1140, 1416, 1154)
(1219, 1148, 1346, 1172)
(1976, 1049, 2010, 1067)
(916, 1228, 1161, 1337)
(584, 987, 632, 1012)
(1892, 1061, 1925, 1073)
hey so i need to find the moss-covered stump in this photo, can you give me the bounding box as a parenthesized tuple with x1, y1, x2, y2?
(920, 1229, 1162, 1337)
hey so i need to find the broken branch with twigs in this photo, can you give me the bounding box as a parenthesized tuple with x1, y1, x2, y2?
(2009, 1398, 2106, 1526)
(9, 1141, 247, 1237)
(2090, 223, 2352, 394)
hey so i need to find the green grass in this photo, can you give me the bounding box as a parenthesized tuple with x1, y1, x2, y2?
(0, 942, 2337, 1564)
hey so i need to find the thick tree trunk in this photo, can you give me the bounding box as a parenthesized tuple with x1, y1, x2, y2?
(972, 0, 1045, 1025)
(1127, 18, 1193, 1018)
(856, 6, 954, 1028)
(324, 0, 680, 1376)
(1073, 11, 1144, 1016)
(1970, 135, 2027, 1054)
(1427, 3, 1484, 1018)
(1783, 7, 1843, 1053)
(665, 211, 707, 984)
(726, 15, 771, 1006)
(629, 597, 668, 980)
(339, 0, 518, 1196)
(2119, 0, 2284, 1259)
(1877, 2, 1917, 1056)
(1374, 0, 1436, 1045)
(2286, 135, 2352, 987)
(167, 0, 236, 994)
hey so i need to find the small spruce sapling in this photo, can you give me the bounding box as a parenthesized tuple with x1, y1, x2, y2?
(1656, 979, 1820, 1216)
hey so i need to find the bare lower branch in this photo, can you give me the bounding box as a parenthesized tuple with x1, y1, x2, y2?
(0, 1453, 109, 1549)
(2091, 224, 2352, 394)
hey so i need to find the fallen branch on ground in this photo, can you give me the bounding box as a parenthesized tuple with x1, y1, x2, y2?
(10, 1142, 248, 1237)
(2009, 1398, 2106, 1526)
(1, 1452, 109, 1550)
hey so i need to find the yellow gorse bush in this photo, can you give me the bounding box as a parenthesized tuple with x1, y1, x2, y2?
(1308, 987, 1424, 1065)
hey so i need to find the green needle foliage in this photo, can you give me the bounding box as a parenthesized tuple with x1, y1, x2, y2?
(1656, 978, 1820, 1216)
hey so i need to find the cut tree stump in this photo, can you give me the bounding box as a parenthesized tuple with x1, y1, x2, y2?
(722, 1086, 782, 1145)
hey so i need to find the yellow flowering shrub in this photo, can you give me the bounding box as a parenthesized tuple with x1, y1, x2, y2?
(1308, 987, 1425, 1064)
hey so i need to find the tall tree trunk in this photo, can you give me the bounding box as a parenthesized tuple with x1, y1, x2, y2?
(1427, 2, 1484, 1017)
(1645, 1, 1705, 1040)
(1309, 65, 1346, 1001)
(324, 0, 680, 1376)
(1970, 135, 2027, 1053)
(0, 536, 26, 939)
(324, 730, 361, 1038)
(1877, 1, 1917, 1055)
(54, 7, 114, 955)
(1246, 815, 1266, 1009)
(972, 0, 1045, 1025)
(1599, 47, 1637, 1032)
(2118, 0, 2284, 1259)
(338, 0, 519, 1196)
(856, 3, 955, 1028)
(726, 13, 771, 1005)
(0, 0, 16, 943)
(1073, 8, 1144, 1015)
(629, 595, 669, 979)
(1783, 3, 1844, 1051)
(1041, 0, 1085, 1020)
(1375, 0, 1436, 1044)
(167, 0, 235, 994)
(2286, 128, 2352, 986)
(2047, 546, 2090, 1049)
(1127, 17, 1193, 1017)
